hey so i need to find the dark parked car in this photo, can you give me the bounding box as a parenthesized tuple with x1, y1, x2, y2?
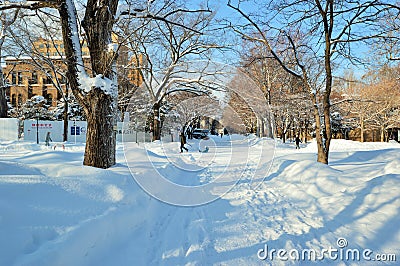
(192, 129, 210, 139)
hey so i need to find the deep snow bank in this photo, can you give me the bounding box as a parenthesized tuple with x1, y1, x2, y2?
(0, 138, 399, 265)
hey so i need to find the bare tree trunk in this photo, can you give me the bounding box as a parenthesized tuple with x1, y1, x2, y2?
(152, 102, 161, 141)
(63, 98, 68, 142)
(83, 88, 116, 167)
(360, 117, 365, 142)
(381, 125, 385, 142)
(0, 84, 7, 118)
(58, 0, 118, 168)
(318, 6, 333, 164)
(311, 92, 329, 164)
(62, 84, 68, 142)
(303, 119, 309, 143)
(266, 113, 273, 138)
(0, 50, 8, 118)
(0, 10, 19, 118)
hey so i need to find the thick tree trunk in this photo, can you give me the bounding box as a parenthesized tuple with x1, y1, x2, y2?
(83, 88, 116, 168)
(152, 102, 161, 141)
(311, 92, 329, 164)
(321, 99, 331, 164)
(58, 0, 118, 168)
(360, 118, 365, 142)
(315, 9, 333, 164)
(266, 114, 273, 138)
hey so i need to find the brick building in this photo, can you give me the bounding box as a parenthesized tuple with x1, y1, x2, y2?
(3, 37, 143, 109)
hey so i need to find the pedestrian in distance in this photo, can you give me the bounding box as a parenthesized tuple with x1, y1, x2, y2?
(180, 132, 188, 153)
(45, 132, 52, 147)
(223, 128, 229, 135)
(295, 135, 302, 149)
(186, 125, 193, 139)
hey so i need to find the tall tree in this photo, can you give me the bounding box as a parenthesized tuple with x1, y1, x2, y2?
(119, 2, 222, 140)
(228, 0, 400, 164)
(9, 12, 72, 141)
(57, 0, 118, 168)
(1, 0, 119, 168)
(241, 42, 314, 141)
(0, 9, 20, 117)
(341, 64, 400, 142)
(1, 0, 219, 167)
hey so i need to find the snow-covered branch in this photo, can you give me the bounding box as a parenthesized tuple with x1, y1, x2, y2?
(0, 1, 57, 11)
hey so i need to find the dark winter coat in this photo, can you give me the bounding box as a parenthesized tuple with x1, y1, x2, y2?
(180, 134, 187, 145)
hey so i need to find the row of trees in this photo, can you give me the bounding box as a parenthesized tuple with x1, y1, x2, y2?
(240, 43, 400, 144)
(335, 66, 400, 142)
(1, 0, 228, 168)
(229, 0, 400, 164)
(1, 0, 400, 168)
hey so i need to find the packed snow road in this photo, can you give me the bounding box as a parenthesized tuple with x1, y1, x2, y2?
(0, 136, 399, 265)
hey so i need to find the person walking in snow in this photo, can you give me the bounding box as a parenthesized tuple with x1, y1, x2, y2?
(180, 132, 188, 153)
(295, 135, 302, 149)
(186, 125, 193, 139)
(45, 132, 52, 147)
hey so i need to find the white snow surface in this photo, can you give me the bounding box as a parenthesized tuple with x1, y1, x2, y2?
(0, 137, 399, 265)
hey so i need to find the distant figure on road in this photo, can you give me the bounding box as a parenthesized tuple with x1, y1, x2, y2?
(223, 128, 228, 136)
(295, 135, 302, 149)
(45, 132, 52, 147)
(186, 125, 193, 139)
(180, 132, 188, 153)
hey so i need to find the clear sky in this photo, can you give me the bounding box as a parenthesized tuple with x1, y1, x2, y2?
(199, 0, 389, 79)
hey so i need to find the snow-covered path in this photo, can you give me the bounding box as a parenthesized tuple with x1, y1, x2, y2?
(0, 137, 399, 265)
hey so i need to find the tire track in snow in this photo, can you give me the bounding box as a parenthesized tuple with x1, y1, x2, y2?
(145, 203, 211, 265)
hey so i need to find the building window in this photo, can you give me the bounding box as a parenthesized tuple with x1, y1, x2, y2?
(28, 86, 33, 99)
(11, 94, 16, 106)
(39, 44, 45, 48)
(17, 93, 22, 106)
(11, 72, 16, 85)
(17, 72, 23, 84)
(43, 76, 52, 85)
(31, 71, 38, 84)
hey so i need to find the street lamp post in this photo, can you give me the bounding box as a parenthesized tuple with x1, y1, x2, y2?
(135, 117, 138, 144)
(73, 118, 77, 144)
(36, 110, 39, 144)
